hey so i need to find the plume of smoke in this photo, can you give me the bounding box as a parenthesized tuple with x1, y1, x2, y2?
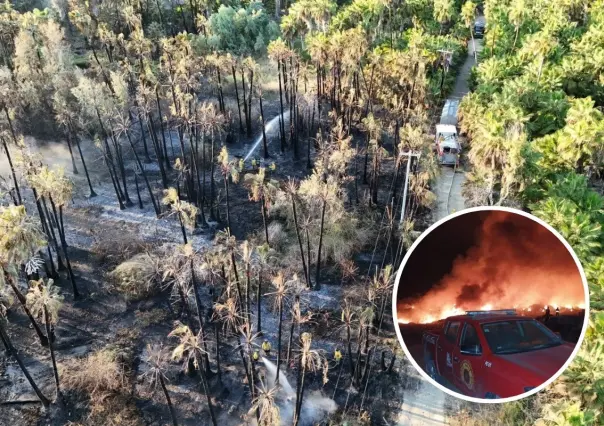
(399, 211, 584, 323)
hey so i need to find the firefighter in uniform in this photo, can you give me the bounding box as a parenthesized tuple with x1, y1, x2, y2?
(262, 340, 272, 356)
(253, 351, 259, 362)
(555, 306, 560, 317)
(545, 306, 551, 322)
(334, 349, 342, 363)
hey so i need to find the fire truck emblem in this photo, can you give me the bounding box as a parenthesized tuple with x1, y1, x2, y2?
(460, 360, 474, 390)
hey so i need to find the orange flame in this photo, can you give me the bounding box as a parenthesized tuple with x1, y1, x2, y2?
(397, 212, 585, 324)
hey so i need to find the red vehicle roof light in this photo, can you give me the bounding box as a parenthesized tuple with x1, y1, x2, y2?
(465, 309, 517, 316)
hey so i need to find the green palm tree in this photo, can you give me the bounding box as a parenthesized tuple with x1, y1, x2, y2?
(461, 1, 477, 62)
(531, 197, 601, 262)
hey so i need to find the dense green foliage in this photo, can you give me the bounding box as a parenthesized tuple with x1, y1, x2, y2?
(205, 2, 280, 55)
(459, 0, 604, 423)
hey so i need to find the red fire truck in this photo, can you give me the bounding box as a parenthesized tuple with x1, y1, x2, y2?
(422, 309, 574, 399)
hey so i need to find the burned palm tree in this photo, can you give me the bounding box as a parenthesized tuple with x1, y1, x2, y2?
(0, 205, 50, 346)
(237, 325, 262, 404)
(217, 147, 240, 232)
(26, 279, 64, 400)
(142, 344, 179, 426)
(284, 178, 310, 287)
(249, 379, 280, 426)
(266, 272, 290, 384)
(293, 332, 325, 426)
(169, 323, 217, 426)
(162, 187, 198, 244)
(244, 167, 278, 246)
(0, 207, 50, 407)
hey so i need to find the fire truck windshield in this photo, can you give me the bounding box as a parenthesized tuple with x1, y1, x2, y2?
(481, 320, 563, 355)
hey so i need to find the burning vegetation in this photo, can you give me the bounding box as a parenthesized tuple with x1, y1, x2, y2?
(397, 211, 586, 325)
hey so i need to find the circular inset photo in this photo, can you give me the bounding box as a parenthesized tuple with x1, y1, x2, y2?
(392, 207, 589, 403)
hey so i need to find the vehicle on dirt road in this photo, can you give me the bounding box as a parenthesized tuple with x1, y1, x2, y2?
(474, 20, 485, 38)
(435, 124, 461, 167)
(435, 99, 461, 166)
(422, 309, 574, 399)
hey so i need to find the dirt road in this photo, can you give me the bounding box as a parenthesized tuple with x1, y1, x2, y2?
(397, 34, 483, 426)
(431, 37, 483, 224)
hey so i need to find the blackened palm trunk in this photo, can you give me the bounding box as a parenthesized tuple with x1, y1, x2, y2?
(216, 69, 225, 113)
(147, 114, 169, 188)
(232, 66, 244, 133)
(64, 133, 79, 174)
(214, 322, 222, 382)
(314, 198, 327, 290)
(260, 196, 269, 245)
(294, 360, 307, 426)
(155, 86, 172, 171)
(37, 194, 65, 271)
(241, 69, 250, 137)
(224, 176, 231, 231)
(209, 133, 217, 220)
(247, 70, 254, 137)
(178, 211, 188, 244)
(286, 316, 295, 366)
(125, 130, 160, 216)
(133, 104, 152, 162)
(276, 299, 283, 384)
(44, 307, 60, 399)
(56, 205, 80, 299)
(70, 128, 97, 197)
(1, 136, 22, 205)
(332, 360, 344, 399)
(259, 94, 268, 158)
(256, 268, 262, 334)
(135, 174, 143, 208)
(290, 195, 309, 287)
(363, 135, 370, 184)
(111, 132, 133, 207)
(387, 352, 396, 372)
(245, 262, 252, 328)
(346, 322, 354, 375)
(277, 62, 286, 152)
(195, 354, 218, 426)
(159, 374, 178, 426)
(0, 321, 50, 407)
(190, 260, 211, 373)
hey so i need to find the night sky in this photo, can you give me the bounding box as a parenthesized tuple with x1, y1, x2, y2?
(396, 210, 584, 309)
(397, 211, 489, 301)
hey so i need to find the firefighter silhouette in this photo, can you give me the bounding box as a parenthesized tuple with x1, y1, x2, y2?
(555, 306, 560, 317)
(544, 306, 551, 322)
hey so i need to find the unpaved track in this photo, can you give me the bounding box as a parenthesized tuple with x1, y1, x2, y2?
(398, 32, 483, 426)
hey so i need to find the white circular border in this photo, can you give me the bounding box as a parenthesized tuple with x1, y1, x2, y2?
(391, 206, 591, 404)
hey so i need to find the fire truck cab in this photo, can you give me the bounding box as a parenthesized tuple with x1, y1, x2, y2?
(423, 309, 574, 399)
